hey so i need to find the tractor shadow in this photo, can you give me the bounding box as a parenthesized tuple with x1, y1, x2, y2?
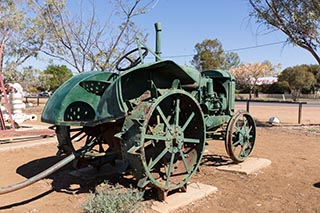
(5, 152, 239, 209)
(13, 155, 191, 201)
(314, 182, 320, 188)
(1, 155, 141, 210)
(15, 155, 138, 195)
(201, 154, 232, 167)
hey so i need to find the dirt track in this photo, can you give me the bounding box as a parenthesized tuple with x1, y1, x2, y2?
(0, 103, 319, 212)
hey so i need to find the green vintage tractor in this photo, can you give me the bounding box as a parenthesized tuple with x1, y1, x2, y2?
(40, 23, 256, 200)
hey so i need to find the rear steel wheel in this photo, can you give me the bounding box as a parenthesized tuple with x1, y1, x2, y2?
(225, 110, 256, 163)
(55, 124, 121, 160)
(122, 90, 205, 197)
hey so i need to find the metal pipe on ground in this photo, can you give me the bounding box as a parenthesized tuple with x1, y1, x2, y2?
(0, 139, 95, 195)
(0, 153, 76, 195)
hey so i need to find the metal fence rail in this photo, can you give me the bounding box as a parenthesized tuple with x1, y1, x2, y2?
(236, 100, 307, 124)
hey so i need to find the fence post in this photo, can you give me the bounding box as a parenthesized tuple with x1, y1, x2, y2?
(298, 103, 302, 124)
(246, 100, 250, 112)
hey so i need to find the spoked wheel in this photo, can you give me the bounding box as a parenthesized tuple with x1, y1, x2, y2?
(225, 110, 256, 163)
(55, 124, 121, 165)
(122, 90, 205, 200)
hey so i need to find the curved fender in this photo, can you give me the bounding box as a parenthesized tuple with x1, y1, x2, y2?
(41, 71, 118, 126)
(95, 60, 201, 124)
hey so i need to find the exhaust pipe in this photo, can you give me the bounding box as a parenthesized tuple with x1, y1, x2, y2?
(155, 22, 162, 61)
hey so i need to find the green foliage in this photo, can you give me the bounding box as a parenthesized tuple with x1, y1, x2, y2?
(43, 64, 73, 91)
(83, 184, 144, 213)
(0, 0, 47, 72)
(192, 39, 240, 71)
(1, 64, 23, 83)
(309, 64, 320, 92)
(20, 66, 42, 93)
(249, 0, 320, 64)
(278, 65, 316, 100)
(258, 82, 285, 94)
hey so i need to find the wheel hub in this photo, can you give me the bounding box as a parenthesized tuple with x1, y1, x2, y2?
(165, 125, 184, 154)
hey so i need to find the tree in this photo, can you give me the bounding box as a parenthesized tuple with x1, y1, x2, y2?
(192, 39, 240, 71)
(30, 0, 157, 73)
(278, 65, 316, 101)
(20, 66, 42, 93)
(249, 0, 320, 64)
(0, 0, 46, 74)
(230, 61, 277, 99)
(309, 64, 320, 93)
(42, 64, 73, 91)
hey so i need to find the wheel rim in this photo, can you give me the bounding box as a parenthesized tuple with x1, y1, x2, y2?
(123, 91, 205, 190)
(226, 111, 256, 163)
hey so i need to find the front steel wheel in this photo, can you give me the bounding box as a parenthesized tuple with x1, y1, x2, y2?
(225, 110, 256, 163)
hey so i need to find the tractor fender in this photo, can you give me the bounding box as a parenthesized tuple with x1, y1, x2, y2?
(41, 71, 118, 126)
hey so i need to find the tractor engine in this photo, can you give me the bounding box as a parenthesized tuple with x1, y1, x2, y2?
(201, 77, 226, 115)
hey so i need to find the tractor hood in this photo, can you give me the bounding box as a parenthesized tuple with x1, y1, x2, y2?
(41, 60, 200, 126)
(95, 60, 201, 124)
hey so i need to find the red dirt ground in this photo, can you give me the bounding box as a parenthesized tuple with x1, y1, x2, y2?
(0, 104, 319, 213)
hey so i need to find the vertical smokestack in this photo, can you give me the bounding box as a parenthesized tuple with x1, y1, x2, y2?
(154, 22, 162, 61)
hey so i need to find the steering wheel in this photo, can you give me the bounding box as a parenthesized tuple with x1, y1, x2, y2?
(116, 47, 148, 71)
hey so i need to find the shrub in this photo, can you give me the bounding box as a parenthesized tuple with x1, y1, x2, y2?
(83, 184, 144, 213)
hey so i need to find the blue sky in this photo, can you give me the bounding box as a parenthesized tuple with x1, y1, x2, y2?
(29, 0, 317, 72)
(130, 0, 317, 70)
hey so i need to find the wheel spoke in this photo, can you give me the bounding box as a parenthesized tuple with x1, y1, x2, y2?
(144, 139, 155, 148)
(144, 134, 167, 141)
(166, 152, 176, 186)
(175, 98, 180, 126)
(240, 144, 248, 157)
(183, 137, 200, 144)
(232, 138, 241, 147)
(70, 130, 85, 141)
(234, 125, 242, 133)
(182, 112, 195, 131)
(243, 119, 248, 127)
(69, 127, 84, 132)
(180, 150, 191, 174)
(85, 135, 92, 144)
(156, 106, 171, 128)
(245, 141, 252, 150)
(148, 147, 169, 169)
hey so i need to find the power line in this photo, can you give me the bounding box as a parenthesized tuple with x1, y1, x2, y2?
(226, 41, 286, 52)
(161, 40, 287, 59)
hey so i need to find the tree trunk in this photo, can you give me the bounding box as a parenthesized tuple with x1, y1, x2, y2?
(0, 38, 5, 73)
(299, 43, 320, 65)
